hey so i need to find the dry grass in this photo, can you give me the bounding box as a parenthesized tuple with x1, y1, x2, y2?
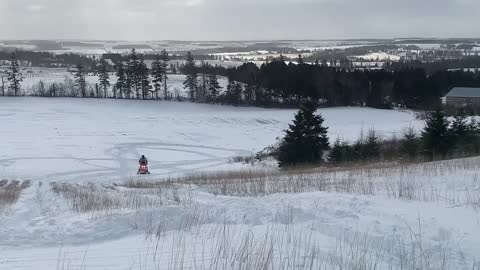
(51, 182, 191, 214)
(126, 157, 480, 212)
(0, 180, 30, 214)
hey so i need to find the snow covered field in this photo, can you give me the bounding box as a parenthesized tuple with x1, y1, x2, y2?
(2, 98, 479, 270)
(0, 98, 421, 182)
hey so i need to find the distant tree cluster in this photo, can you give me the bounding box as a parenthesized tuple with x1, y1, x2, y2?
(386, 56, 480, 75)
(188, 59, 480, 110)
(276, 105, 480, 167)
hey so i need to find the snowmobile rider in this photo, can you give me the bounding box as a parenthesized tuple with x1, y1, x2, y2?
(139, 155, 148, 166)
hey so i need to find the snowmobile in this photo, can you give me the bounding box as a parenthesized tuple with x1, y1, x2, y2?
(137, 164, 151, 175)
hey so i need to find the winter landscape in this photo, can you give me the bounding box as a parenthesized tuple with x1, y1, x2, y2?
(2, 0, 480, 269)
(3, 97, 480, 270)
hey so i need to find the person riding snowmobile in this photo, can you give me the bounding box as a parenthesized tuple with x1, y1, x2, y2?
(137, 155, 150, 174)
(139, 155, 148, 166)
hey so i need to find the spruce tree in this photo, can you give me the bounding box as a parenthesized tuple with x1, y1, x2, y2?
(278, 102, 330, 167)
(1, 73, 6, 96)
(160, 49, 170, 99)
(139, 56, 151, 100)
(400, 127, 419, 160)
(6, 51, 23, 96)
(73, 63, 87, 97)
(225, 76, 236, 104)
(233, 82, 243, 105)
(328, 139, 344, 164)
(451, 111, 473, 154)
(362, 129, 381, 160)
(421, 109, 452, 159)
(151, 55, 163, 100)
(127, 49, 141, 99)
(115, 62, 127, 99)
(183, 51, 198, 101)
(208, 73, 221, 102)
(98, 59, 110, 98)
(244, 77, 256, 105)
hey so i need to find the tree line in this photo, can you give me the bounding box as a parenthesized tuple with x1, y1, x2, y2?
(3, 49, 480, 112)
(276, 104, 480, 167)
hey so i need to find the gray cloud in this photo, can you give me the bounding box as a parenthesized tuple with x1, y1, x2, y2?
(1, 0, 479, 40)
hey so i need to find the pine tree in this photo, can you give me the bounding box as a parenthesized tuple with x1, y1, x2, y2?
(244, 75, 256, 105)
(362, 129, 380, 160)
(233, 82, 243, 105)
(208, 73, 221, 102)
(1, 73, 6, 96)
(328, 139, 344, 164)
(451, 111, 474, 154)
(225, 76, 235, 104)
(127, 49, 141, 99)
(73, 63, 87, 97)
(160, 49, 170, 99)
(6, 51, 23, 96)
(400, 127, 419, 160)
(421, 109, 452, 159)
(450, 111, 468, 138)
(151, 55, 163, 100)
(98, 59, 110, 98)
(115, 62, 127, 99)
(278, 102, 330, 167)
(183, 51, 197, 101)
(198, 74, 208, 101)
(139, 56, 151, 100)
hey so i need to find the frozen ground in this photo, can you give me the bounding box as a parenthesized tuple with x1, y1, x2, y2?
(3, 98, 478, 270)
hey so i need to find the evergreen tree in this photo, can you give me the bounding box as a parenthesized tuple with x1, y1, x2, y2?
(160, 49, 170, 99)
(127, 49, 141, 99)
(233, 82, 243, 105)
(151, 55, 163, 100)
(197, 73, 208, 102)
(451, 111, 476, 155)
(225, 76, 235, 104)
(421, 109, 452, 159)
(95, 83, 99, 98)
(115, 62, 127, 99)
(208, 73, 221, 102)
(362, 129, 381, 160)
(139, 56, 151, 99)
(183, 51, 198, 101)
(400, 127, 419, 159)
(6, 51, 23, 96)
(1, 73, 6, 96)
(277, 102, 330, 167)
(450, 111, 468, 138)
(98, 59, 110, 98)
(73, 63, 87, 97)
(328, 139, 343, 164)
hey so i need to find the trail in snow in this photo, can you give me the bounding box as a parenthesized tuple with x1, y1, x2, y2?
(0, 97, 422, 182)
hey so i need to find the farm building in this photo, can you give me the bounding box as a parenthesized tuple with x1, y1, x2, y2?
(445, 87, 480, 107)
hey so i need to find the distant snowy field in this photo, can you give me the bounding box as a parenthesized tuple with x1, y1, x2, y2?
(0, 98, 421, 182)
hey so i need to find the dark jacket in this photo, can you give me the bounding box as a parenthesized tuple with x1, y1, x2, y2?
(139, 156, 148, 165)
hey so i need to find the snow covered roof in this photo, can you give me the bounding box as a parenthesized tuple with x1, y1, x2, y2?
(446, 87, 480, 98)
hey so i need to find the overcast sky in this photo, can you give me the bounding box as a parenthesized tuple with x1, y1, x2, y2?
(1, 0, 479, 40)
